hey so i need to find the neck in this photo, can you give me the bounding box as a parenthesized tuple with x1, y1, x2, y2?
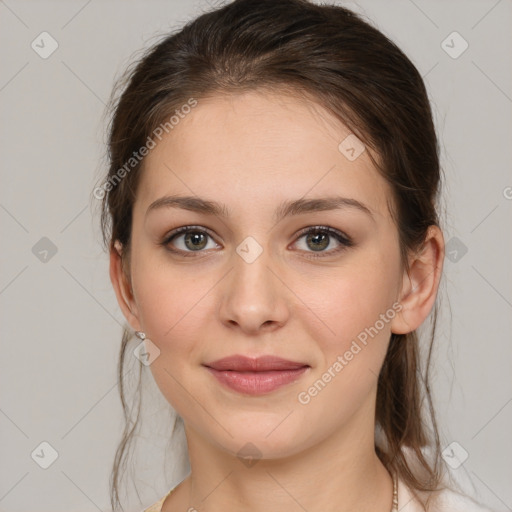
(176, 415, 394, 512)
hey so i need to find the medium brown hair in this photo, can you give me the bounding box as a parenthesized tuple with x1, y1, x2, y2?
(96, 0, 447, 509)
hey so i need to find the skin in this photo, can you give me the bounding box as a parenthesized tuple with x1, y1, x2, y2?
(110, 89, 444, 512)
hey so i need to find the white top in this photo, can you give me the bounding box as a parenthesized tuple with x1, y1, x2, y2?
(398, 477, 494, 511)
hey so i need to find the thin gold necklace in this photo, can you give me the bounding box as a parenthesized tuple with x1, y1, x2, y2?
(159, 473, 399, 511)
(391, 472, 398, 511)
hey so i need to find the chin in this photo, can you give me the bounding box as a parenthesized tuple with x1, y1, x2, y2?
(206, 418, 313, 462)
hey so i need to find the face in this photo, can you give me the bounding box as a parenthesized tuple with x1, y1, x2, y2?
(114, 90, 408, 460)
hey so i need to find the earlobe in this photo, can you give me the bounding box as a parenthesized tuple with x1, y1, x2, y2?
(109, 240, 141, 332)
(390, 225, 444, 335)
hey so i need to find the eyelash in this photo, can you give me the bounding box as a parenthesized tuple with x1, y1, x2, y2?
(161, 225, 353, 259)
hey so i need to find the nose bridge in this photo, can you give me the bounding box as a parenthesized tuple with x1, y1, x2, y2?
(235, 236, 273, 294)
(219, 235, 288, 332)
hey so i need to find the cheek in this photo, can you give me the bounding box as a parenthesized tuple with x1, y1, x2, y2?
(130, 256, 209, 413)
(295, 240, 401, 373)
(129, 249, 212, 370)
(130, 241, 189, 320)
(292, 257, 400, 426)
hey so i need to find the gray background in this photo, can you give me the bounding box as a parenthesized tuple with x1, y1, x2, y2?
(0, 0, 511, 511)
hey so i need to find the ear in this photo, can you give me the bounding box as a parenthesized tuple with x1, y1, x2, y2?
(109, 240, 141, 332)
(391, 225, 444, 335)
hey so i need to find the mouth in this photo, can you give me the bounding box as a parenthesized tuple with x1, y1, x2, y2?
(203, 355, 310, 395)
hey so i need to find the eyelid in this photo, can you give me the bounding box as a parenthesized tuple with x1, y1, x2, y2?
(163, 224, 217, 241)
(293, 225, 352, 245)
(162, 225, 220, 252)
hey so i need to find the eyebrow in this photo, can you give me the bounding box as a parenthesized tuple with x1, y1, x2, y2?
(146, 194, 375, 223)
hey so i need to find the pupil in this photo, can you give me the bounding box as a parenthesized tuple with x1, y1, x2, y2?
(307, 232, 328, 251)
(185, 232, 207, 250)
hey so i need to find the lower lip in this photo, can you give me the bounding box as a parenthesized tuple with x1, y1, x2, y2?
(205, 366, 309, 395)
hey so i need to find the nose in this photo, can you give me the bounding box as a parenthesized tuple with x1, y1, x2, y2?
(218, 242, 290, 335)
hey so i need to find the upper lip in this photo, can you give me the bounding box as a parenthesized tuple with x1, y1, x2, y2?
(204, 355, 309, 372)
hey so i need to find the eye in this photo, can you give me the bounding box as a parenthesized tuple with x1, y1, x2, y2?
(161, 225, 353, 259)
(161, 226, 219, 256)
(292, 226, 353, 258)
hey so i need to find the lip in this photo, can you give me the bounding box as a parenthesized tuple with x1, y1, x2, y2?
(204, 355, 308, 371)
(203, 355, 310, 395)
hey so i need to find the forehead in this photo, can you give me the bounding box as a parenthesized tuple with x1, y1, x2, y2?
(135, 90, 392, 222)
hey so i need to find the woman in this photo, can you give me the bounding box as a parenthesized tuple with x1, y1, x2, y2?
(98, 0, 494, 510)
